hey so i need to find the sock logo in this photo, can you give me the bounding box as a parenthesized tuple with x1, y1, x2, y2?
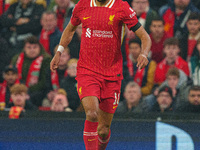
(88, 138, 96, 141)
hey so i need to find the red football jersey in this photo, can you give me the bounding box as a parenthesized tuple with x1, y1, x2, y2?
(154, 56, 190, 84)
(71, 0, 139, 80)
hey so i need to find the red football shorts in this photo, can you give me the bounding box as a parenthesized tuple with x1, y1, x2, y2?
(76, 74, 121, 114)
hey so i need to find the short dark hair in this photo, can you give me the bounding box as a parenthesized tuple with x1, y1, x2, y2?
(24, 36, 42, 49)
(164, 37, 180, 48)
(24, 36, 40, 45)
(150, 16, 165, 25)
(189, 85, 200, 93)
(42, 11, 57, 19)
(187, 12, 200, 22)
(166, 67, 180, 78)
(128, 37, 141, 47)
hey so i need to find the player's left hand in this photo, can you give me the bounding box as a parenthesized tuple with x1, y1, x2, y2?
(136, 53, 149, 70)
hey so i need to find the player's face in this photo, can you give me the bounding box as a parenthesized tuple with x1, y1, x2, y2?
(186, 19, 200, 35)
(124, 86, 141, 105)
(164, 45, 180, 60)
(129, 43, 141, 60)
(3, 71, 18, 85)
(150, 21, 164, 37)
(131, 0, 149, 16)
(174, 0, 190, 10)
(188, 90, 200, 105)
(24, 43, 41, 59)
(41, 14, 57, 31)
(59, 51, 70, 67)
(167, 75, 179, 90)
(157, 91, 172, 110)
(11, 93, 27, 107)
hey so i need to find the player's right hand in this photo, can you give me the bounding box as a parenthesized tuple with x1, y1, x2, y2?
(136, 53, 149, 70)
(50, 52, 61, 72)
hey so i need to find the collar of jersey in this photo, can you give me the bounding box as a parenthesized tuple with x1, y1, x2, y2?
(90, 0, 115, 8)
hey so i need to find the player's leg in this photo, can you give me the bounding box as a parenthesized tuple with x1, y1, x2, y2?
(97, 109, 114, 150)
(82, 96, 99, 150)
(76, 74, 101, 150)
(97, 79, 121, 150)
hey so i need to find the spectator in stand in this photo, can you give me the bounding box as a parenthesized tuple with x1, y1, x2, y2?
(116, 81, 148, 113)
(9, 84, 37, 110)
(43, 45, 70, 107)
(48, 0, 75, 31)
(189, 39, 200, 85)
(60, 58, 80, 111)
(124, 38, 156, 96)
(51, 88, 72, 112)
(179, 13, 200, 62)
(149, 86, 174, 113)
(11, 36, 51, 106)
(149, 16, 171, 63)
(160, 0, 200, 37)
(68, 24, 82, 58)
(39, 11, 62, 56)
(131, 0, 158, 34)
(0, 65, 20, 109)
(145, 67, 190, 110)
(154, 37, 189, 85)
(158, 67, 188, 100)
(0, 0, 44, 51)
(176, 85, 200, 113)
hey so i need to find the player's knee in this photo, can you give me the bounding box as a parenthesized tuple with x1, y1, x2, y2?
(85, 110, 98, 122)
(97, 125, 110, 138)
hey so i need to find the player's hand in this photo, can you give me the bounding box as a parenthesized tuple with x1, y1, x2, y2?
(50, 52, 61, 72)
(136, 53, 149, 70)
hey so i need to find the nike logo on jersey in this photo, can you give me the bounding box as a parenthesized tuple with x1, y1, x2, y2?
(83, 16, 91, 20)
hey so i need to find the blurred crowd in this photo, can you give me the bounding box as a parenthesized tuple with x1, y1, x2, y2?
(0, 0, 200, 118)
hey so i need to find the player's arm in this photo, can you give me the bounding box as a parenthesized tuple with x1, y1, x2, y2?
(133, 25, 152, 70)
(50, 22, 77, 72)
(59, 21, 77, 49)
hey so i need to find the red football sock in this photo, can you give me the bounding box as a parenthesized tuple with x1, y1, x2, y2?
(83, 120, 98, 150)
(98, 129, 111, 150)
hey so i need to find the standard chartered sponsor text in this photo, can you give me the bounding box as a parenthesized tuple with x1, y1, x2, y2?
(92, 30, 113, 38)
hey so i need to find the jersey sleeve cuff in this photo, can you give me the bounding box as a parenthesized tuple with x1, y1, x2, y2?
(70, 20, 76, 26)
(130, 22, 142, 32)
